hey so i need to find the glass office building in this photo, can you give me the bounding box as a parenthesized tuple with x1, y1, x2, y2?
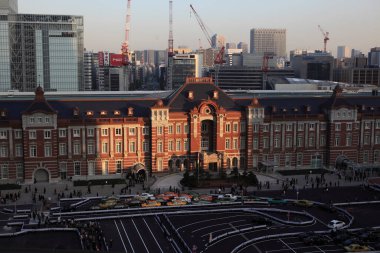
(0, 13, 84, 91)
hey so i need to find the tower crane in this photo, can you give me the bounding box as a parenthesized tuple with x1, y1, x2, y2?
(318, 25, 329, 53)
(190, 4, 225, 65)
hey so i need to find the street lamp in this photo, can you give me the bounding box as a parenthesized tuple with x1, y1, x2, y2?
(296, 189, 299, 200)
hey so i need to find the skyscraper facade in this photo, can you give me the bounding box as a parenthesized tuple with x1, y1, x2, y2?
(211, 34, 225, 49)
(0, 0, 84, 91)
(337, 46, 350, 59)
(250, 28, 286, 58)
(368, 47, 380, 67)
(0, 0, 17, 14)
(237, 42, 248, 53)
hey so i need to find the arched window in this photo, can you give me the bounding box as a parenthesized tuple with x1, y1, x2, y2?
(232, 157, 238, 169)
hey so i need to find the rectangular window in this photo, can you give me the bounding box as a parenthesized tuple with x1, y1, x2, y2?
(363, 151, 369, 163)
(129, 127, 136, 136)
(143, 141, 149, 152)
(87, 142, 94, 155)
(263, 124, 269, 132)
(15, 144, 23, 157)
(285, 155, 291, 167)
(101, 128, 108, 136)
(297, 153, 303, 166)
(233, 138, 238, 149)
(297, 136, 303, 147)
(44, 144, 52, 157)
(286, 136, 292, 148)
(115, 128, 122, 136)
(274, 124, 281, 132)
(201, 123, 208, 133)
(142, 127, 150, 135)
(116, 161, 122, 174)
(116, 141, 122, 153)
(74, 161, 81, 176)
(309, 136, 314, 147)
(274, 154, 280, 166)
(320, 123, 327, 131)
(102, 142, 108, 153)
(364, 135, 370, 145)
(29, 130, 36, 140)
(37, 117, 42, 123)
(253, 155, 258, 168)
(253, 124, 259, 133)
(335, 136, 341, 146)
(184, 124, 189, 134)
(45, 117, 50, 124)
(335, 123, 341, 131)
(274, 136, 280, 148)
(102, 160, 109, 175)
(201, 137, 209, 151)
(73, 142, 81, 155)
(44, 130, 51, 139)
(374, 150, 380, 163)
(157, 141, 163, 153)
(376, 135, 380, 145)
(73, 129, 80, 137)
(168, 125, 173, 134)
(176, 140, 181, 151)
(168, 140, 173, 151)
(87, 128, 94, 137)
(263, 137, 269, 149)
(346, 135, 352, 146)
(286, 124, 292, 131)
(129, 141, 136, 152)
(176, 124, 181, 134)
(60, 162, 67, 179)
(59, 129, 67, 138)
(298, 123, 304, 131)
(225, 139, 230, 149)
(1, 164, 8, 179)
(365, 122, 371, 130)
(225, 123, 231, 133)
(157, 126, 163, 135)
(240, 137, 246, 150)
(30, 145, 37, 157)
(14, 130, 22, 139)
(253, 138, 259, 150)
(59, 143, 67, 155)
(233, 123, 238, 132)
(309, 123, 315, 131)
(376, 121, 380, 129)
(240, 122, 246, 133)
(184, 139, 189, 151)
(346, 123, 352, 131)
(320, 135, 326, 146)
(88, 161, 95, 176)
(30, 117, 35, 124)
(0, 145, 8, 157)
(16, 164, 24, 179)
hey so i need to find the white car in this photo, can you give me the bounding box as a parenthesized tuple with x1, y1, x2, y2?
(139, 193, 155, 200)
(327, 220, 345, 231)
(218, 194, 237, 201)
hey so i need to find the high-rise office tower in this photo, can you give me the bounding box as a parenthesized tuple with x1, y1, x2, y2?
(211, 34, 225, 49)
(0, 0, 84, 91)
(250, 28, 286, 58)
(368, 47, 380, 67)
(237, 42, 248, 53)
(337, 46, 350, 59)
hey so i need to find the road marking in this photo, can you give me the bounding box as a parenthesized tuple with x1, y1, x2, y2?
(200, 224, 251, 238)
(192, 219, 246, 233)
(279, 238, 297, 253)
(113, 220, 128, 253)
(315, 245, 325, 252)
(131, 218, 149, 253)
(143, 218, 164, 253)
(177, 214, 253, 231)
(120, 219, 135, 253)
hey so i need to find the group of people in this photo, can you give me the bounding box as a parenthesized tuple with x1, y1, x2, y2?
(0, 191, 21, 204)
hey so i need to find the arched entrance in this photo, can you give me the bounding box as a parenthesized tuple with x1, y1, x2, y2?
(34, 168, 49, 183)
(232, 157, 239, 169)
(201, 120, 215, 152)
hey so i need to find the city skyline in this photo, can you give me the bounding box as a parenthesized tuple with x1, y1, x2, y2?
(19, 0, 380, 57)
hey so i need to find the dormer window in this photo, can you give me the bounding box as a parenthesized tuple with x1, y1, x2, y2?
(305, 105, 311, 112)
(282, 108, 287, 112)
(128, 107, 134, 117)
(86, 111, 94, 116)
(100, 110, 107, 116)
(213, 90, 219, 99)
(294, 108, 298, 112)
(114, 110, 121, 116)
(0, 110, 6, 117)
(188, 91, 194, 100)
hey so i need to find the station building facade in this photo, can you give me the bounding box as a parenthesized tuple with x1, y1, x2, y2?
(0, 77, 380, 183)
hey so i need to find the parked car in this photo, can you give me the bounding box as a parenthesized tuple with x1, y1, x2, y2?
(328, 220, 346, 231)
(141, 200, 161, 208)
(344, 244, 372, 252)
(139, 193, 155, 200)
(167, 199, 187, 206)
(294, 199, 313, 207)
(98, 196, 119, 209)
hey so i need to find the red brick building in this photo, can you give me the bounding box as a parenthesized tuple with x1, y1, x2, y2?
(0, 77, 380, 183)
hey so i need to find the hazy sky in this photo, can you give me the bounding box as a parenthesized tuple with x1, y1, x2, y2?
(19, 0, 380, 56)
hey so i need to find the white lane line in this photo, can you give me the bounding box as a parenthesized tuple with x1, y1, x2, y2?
(279, 238, 296, 253)
(193, 219, 247, 233)
(113, 220, 128, 253)
(131, 218, 150, 253)
(143, 218, 164, 253)
(315, 245, 325, 252)
(120, 219, 135, 253)
(200, 224, 251, 238)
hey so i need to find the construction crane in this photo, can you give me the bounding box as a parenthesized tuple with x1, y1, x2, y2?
(190, 4, 225, 65)
(121, 0, 131, 65)
(318, 25, 329, 53)
(166, 0, 174, 90)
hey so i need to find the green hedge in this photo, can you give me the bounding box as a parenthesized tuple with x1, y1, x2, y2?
(73, 178, 126, 187)
(0, 184, 22, 190)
